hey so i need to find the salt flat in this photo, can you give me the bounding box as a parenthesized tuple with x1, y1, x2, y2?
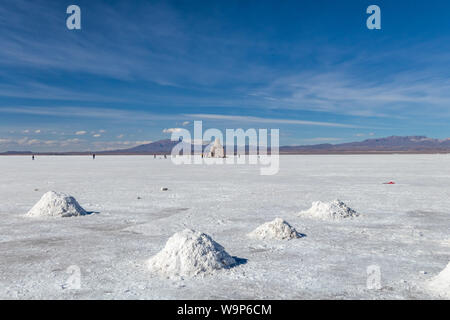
(0, 155, 449, 299)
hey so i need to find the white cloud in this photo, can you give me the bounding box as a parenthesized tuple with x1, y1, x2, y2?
(117, 134, 124, 138)
(186, 114, 365, 128)
(16, 137, 41, 145)
(93, 134, 101, 138)
(34, 129, 41, 133)
(163, 128, 183, 133)
(60, 138, 82, 147)
(182, 121, 190, 126)
(75, 130, 87, 135)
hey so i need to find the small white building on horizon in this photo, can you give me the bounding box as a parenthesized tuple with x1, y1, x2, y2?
(205, 137, 225, 158)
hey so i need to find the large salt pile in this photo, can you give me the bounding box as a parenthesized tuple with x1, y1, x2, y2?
(248, 218, 303, 240)
(26, 191, 87, 217)
(148, 229, 236, 277)
(299, 199, 359, 220)
(428, 262, 450, 299)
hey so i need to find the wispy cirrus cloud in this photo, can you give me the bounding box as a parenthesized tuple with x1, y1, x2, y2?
(246, 65, 450, 119)
(0, 106, 178, 122)
(1, 0, 450, 151)
(1, 0, 449, 122)
(185, 114, 369, 129)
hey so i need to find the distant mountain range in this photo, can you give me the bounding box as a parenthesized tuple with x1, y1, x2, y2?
(279, 136, 450, 154)
(100, 136, 450, 154)
(3, 136, 450, 155)
(108, 139, 183, 154)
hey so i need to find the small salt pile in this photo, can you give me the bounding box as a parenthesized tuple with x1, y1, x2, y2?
(428, 262, 450, 299)
(147, 229, 236, 277)
(26, 191, 87, 217)
(248, 218, 303, 240)
(299, 199, 359, 220)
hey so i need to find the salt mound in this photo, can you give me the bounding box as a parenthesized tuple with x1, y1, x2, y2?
(299, 199, 359, 220)
(148, 229, 236, 277)
(26, 191, 87, 217)
(428, 262, 450, 299)
(248, 218, 302, 240)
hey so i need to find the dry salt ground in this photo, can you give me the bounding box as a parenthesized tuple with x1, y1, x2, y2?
(26, 191, 87, 217)
(248, 218, 303, 240)
(299, 199, 359, 220)
(148, 229, 236, 278)
(0, 155, 449, 299)
(428, 262, 450, 299)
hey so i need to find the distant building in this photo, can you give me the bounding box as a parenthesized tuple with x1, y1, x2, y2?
(206, 138, 225, 158)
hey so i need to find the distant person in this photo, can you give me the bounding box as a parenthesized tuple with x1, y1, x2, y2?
(92, 154, 96, 160)
(32, 155, 35, 160)
(164, 154, 167, 159)
(154, 154, 156, 159)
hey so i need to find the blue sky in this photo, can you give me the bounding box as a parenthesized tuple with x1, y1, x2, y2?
(1, 0, 450, 151)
